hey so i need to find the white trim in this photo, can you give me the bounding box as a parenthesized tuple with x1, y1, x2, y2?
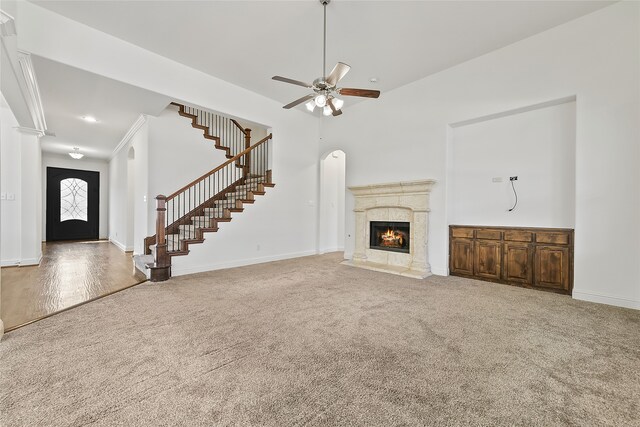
(16, 51, 47, 132)
(573, 291, 640, 310)
(109, 238, 133, 252)
(15, 126, 45, 137)
(0, 10, 16, 37)
(20, 254, 42, 266)
(1, 259, 20, 267)
(110, 114, 147, 159)
(171, 250, 317, 277)
(318, 246, 343, 254)
(430, 267, 448, 276)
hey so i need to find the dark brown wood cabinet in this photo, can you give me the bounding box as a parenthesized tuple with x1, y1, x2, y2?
(449, 225, 573, 294)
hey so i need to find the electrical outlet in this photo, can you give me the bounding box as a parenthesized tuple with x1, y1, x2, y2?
(510, 176, 518, 181)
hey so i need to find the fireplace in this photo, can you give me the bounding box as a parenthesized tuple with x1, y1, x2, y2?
(370, 221, 410, 254)
(343, 180, 436, 279)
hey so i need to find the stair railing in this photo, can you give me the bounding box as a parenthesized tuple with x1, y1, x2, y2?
(153, 133, 272, 271)
(171, 102, 251, 156)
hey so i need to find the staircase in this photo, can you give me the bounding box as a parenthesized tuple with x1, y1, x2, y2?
(170, 102, 250, 159)
(143, 104, 274, 282)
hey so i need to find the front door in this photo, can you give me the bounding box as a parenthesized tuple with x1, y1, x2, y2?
(46, 167, 99, 241)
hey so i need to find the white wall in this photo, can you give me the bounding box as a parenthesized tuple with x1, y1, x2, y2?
(319, 150, 346, 253)
(450, 100, 576, 228)
(321, 2, 640, 309)
(108, 141, 129, 250)
(1, 92, 43, 266)
(41, 152, 109, 239)
(1, 92, 22, 265)
(109, 119, 149, 255)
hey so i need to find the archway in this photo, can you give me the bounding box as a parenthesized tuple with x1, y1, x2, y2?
(319, 150, 346, 254)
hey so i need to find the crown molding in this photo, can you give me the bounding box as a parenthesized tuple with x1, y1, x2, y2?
(16, 51, 47, 133)
(15, 126, 45, 137)
(110, 114, 147, 159)
(0, 10, 16, 37)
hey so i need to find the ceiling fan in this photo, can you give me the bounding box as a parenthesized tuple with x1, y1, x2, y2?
(272, 0, 380, 117)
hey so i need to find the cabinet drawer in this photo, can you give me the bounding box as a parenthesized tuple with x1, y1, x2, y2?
(476, 229, 502, 240)
(504, 230, 533, 242)
(451, 228, 474, 238)
(536, 232, 570, 245)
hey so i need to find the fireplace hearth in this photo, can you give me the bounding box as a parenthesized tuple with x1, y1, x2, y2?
(370, 221, 410, 253)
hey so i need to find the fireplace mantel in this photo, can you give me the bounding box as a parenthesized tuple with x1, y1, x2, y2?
(342, 180, 436, 279)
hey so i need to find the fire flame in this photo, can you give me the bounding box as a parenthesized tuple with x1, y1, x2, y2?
(380, 228, 404, 247)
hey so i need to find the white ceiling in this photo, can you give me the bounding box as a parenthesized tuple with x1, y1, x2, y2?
(32, 56, 170, 159)
(27, 1, 614, 158)
(31, 0, 613, 110)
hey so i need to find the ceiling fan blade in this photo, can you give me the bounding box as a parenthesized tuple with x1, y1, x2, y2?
(325, 62, 351, 86)
(339, 88, 380, 98)
(283, 94, 315, 109)
(272, 76, 313, 88)
(327, 98, 342, 116)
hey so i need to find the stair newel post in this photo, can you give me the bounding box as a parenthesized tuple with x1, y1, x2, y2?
(150, 194, 171, 282)
(243, 128, 252, 179)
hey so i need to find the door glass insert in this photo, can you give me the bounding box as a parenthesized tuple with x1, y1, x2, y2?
(60, 178, 88, 222)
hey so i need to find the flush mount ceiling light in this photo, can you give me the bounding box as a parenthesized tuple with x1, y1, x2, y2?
(68, 147, 84, 159)
(272, 0, 380, 117)
(82, 116, 97, 123)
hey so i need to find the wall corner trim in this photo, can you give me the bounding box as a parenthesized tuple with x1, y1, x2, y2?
(110, 114, 147, 159)
(0, 10, 16, 36)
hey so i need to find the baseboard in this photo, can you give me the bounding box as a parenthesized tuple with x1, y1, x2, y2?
(109, 238, 133, 252)
(319, 246, 343, 254)
(20, 254, 42, 266)
(430, 266, 448, 276)
(573, 291, 640, 310)
(171, 250, 318, 277)
(1, 259, 20, 267)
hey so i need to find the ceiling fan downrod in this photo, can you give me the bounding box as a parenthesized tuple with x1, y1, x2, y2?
(322, 0, 330, 80)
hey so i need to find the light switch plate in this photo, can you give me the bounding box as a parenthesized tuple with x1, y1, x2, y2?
(492, 177, 503, 183)
(7, 193, 15, 200)
(0, 193, 5, 200)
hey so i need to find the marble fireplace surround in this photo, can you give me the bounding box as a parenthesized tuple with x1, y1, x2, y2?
(342, 180, 436, 279)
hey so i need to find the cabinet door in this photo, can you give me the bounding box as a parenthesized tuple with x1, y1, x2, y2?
(534, 246, 570, 291)
(503, 243, 533, 284)
(474, 240, 501, 280)
(450, 238, 474, 276)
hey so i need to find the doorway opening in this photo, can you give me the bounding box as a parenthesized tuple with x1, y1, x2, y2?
(319, 150, 346, 253)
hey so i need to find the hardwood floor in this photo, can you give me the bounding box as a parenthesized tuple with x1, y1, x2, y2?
(1, 241, 147, 331)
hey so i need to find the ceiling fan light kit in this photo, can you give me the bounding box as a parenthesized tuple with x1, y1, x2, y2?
(272, 0, 380, 117)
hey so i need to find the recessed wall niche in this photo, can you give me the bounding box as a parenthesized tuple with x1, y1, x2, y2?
(448, 98, 576, 229)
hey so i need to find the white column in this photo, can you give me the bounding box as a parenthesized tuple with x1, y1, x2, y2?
(409, 210, 430, 275)
(18, 128, 43, 265)
(352, 208, 367, 262)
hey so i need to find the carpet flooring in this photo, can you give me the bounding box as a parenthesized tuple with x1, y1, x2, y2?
(1, 253, 639, 426)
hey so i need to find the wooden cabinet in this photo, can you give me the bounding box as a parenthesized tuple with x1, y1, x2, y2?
(534, 245, 570, 291)
(449, 225, 573, 295)
(474, 240, 501, 280)
(450, 238, 474, 276)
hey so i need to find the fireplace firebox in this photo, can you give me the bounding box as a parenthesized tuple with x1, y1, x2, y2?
(369, 221, 410, 254)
